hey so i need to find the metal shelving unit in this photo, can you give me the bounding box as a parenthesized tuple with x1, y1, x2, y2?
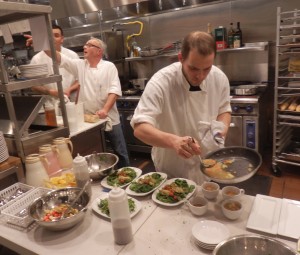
(0, 2, 69, 161)
(272, 7, 300, 175)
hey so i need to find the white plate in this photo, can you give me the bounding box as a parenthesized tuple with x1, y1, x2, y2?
(246, 194, 282, 234)
(91, 193, 142, 219)
(151, 178, 196, 206)
(125, 172, 167, 196)
(192, 220, 230, 245)
(277, 198, 300, 239)
(100, 167, 142, 189)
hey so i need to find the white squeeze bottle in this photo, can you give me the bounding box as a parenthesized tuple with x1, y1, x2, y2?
(72, 153, 92, 197)
(108, 187, 133, 245)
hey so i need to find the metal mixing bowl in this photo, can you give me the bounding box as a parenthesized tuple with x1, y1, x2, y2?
(213, 234, 298, 255)
(85, 152, 119, 181)
(29, 187, 90, 231)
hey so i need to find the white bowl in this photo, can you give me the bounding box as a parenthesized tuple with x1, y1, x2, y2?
(221, 186, 244, 201)
(187, 196, 208, 216)
(221, 199, 243, 220)
(201, 181, 220, 200)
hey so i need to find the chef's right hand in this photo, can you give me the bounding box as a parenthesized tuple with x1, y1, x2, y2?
(175, 136, 201, 159)
(24, 34, 33, 47)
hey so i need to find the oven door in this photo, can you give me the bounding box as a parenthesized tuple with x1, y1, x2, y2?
(119, 110, 151, 153)
(225, 116, 243, 147)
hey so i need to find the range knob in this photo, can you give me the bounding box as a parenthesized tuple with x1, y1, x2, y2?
(232, 105, 239, 112)
(246, 105, 253, 113)
(247, 141, 255, 148)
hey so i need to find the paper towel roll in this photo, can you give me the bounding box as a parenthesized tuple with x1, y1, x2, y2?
(66, 102, 78, 133)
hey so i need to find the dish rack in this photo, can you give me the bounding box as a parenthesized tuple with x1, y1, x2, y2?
(0, 182, 34, 213)
(0, 187, 51, 229)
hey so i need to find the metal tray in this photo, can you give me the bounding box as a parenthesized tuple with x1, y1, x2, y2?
(202, 147, 262, 184)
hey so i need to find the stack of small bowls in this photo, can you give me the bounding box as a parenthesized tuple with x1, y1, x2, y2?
(0, 131, 9, 163)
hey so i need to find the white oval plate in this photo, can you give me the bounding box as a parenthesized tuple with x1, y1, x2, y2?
(91, 193, 142, 219)
(151, 178, 196, 207)
(125, 172, 167, 196)
(192, 220, 230, 245)
(100, 167, 142, 189)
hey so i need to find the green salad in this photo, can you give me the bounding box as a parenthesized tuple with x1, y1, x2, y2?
(107, 167, 137, 186)
(156, 179, 195, 203)
(130, 173, 164, 193)
(98, 198, 135, 216)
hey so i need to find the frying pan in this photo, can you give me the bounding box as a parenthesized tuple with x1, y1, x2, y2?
(201, 146, 262, 184)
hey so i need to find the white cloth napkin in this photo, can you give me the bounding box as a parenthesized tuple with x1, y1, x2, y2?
(105, 117, 113, 131)
(198, 120, 225, 156)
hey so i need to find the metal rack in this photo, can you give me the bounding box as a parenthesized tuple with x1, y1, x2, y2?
(272, 7, 300, 175)
(0, 2, 69, 162)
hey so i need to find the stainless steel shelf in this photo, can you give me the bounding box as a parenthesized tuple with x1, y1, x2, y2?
(0, 75, 62, 92)
(0, 2, 51, 25)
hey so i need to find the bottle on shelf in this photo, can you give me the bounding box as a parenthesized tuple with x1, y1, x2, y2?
(207, 23, 213, 37)
(227, 22, 235, 48)
(72, 153, 92, 196)
(214, 26, 227, 50)
(233, 21, 242, 48)
(108, 187, 133, 245)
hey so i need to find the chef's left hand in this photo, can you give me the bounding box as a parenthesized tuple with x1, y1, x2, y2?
(96, 109, 108, 119)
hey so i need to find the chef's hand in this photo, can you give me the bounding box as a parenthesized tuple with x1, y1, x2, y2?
(175, 136, 201, 159)
(96, 109, 108, 119)
(24, 34, 33, 47)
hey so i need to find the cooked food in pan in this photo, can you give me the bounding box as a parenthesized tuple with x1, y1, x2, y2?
(203, 159, 235, 179)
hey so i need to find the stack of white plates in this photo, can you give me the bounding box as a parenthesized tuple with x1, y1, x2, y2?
(0, 131, 9, 163)
(19, 64, 48, 79)
(192, 220, 230, 250)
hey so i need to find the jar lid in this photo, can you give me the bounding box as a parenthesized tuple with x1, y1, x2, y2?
(39, 144, 52, 153)
(25, 153, 40, 164)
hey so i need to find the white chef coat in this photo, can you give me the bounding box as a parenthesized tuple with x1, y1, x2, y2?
(30, 47, 79, 95)
(60, 56, 122, 125)
(130, 62, 231, 184)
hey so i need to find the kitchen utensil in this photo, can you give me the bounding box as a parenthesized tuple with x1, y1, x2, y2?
(201, 146, 262, 184)
(234, 84, 267, 95)
(85, 152, 119, 181)
(53, 137, 73, 169)
(61, 181, 89, 219)
(29, 187, 90, 231)
(213, 234, 298, 255)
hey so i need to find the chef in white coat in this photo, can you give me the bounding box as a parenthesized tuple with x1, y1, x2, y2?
(130, 31, 231, 184)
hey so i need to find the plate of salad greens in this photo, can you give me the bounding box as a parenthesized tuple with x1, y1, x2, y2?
(100, 167, 142, 189)
(126, 172, 168, 196)
(92, 193, 141, 219)
(152, 178, 196, 206)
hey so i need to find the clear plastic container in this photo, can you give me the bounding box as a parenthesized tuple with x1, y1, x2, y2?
(72, 153, 91, 196)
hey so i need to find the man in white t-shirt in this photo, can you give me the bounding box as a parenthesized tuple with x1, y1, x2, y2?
(43, 37, 129, 168)
(26, 24, 80, 101)
(130, 31, 232, 184)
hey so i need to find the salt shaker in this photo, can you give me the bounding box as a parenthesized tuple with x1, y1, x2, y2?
(72, 153, 92, 196)
(108, 187, 133, 245)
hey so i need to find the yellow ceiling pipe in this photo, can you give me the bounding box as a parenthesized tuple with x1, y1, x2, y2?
(120, 21, 143, 52)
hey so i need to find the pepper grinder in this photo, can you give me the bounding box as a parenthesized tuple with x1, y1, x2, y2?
(72, 153, 92, 197)
(108, 187, 133, 245)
